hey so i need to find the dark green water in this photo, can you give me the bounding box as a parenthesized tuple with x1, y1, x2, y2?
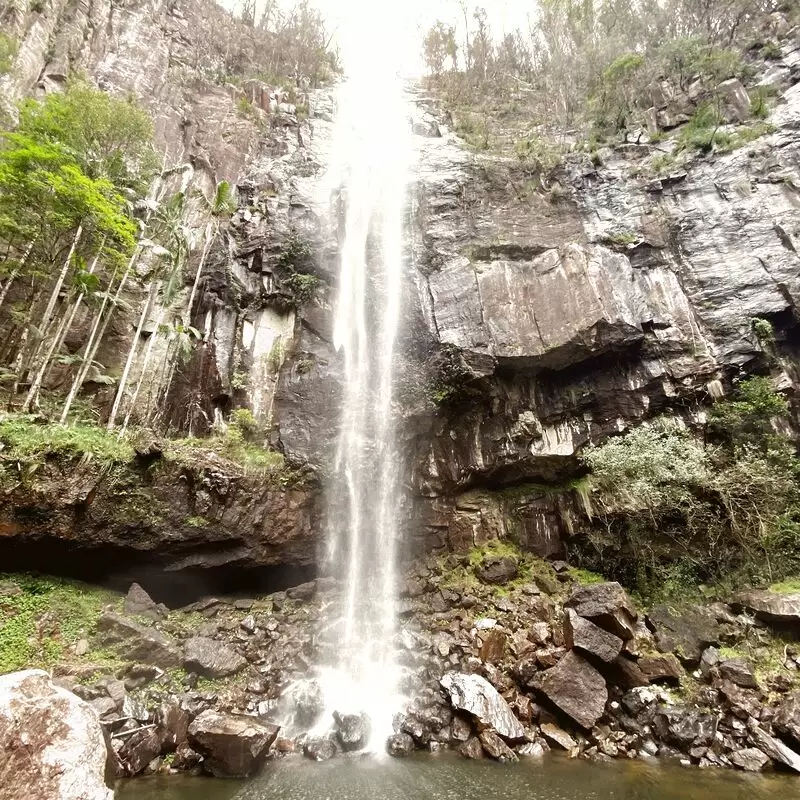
(116, 753, 800, 800)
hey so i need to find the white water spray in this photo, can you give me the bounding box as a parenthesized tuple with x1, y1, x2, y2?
(311, 44, 415, 748)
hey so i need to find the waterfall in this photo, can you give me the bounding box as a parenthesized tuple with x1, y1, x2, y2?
(311, 66, 415, 748)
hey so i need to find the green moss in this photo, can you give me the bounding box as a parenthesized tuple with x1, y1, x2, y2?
(0, 416, 135, 467)
(569, 567, 605, 585)
(0, 32, 17, 75)
(0, 574, 118, 674)
(606, 231, 639, 247)
(185, 516, 210, 528)
(768, 578, 800, 594)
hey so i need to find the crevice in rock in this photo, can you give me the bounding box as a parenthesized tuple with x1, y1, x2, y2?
(0, 537, 316, 608)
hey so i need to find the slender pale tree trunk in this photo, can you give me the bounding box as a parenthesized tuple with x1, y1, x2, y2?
(120, 301, 164, 437)
(0, 238, 36, 316)
(24, 226, 83, 379)
(107, 280, 158, 430)
(22, 246, 104, 412)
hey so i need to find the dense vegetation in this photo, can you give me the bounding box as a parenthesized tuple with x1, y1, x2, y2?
(577, 378, 800, 598)
(422, 0, 794, 173)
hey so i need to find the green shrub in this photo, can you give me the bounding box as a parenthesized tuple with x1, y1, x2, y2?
(580, 380, 800, 597)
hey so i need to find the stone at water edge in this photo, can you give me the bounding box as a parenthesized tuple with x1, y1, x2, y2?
(748, 724, 800, 773)
(187, 709, 280, 777)
(292, 679, 325, 727)
(729, 748, 770, 772)
(0, 669, 113, 800)
(303, 735, 337, 761)
(478, 730, 518, 762)
(387, 732, 415, 757)
(540, 723, 577, 751)
(440, 672, 525, 741)
(459, 736, 485, 759)
(531, 650, 608, 730)
(333, 711, 371, 752)
(774, 692, 800, 747)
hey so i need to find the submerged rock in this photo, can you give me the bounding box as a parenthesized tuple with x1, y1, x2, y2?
(184, 636, 248, 679)
(187, 710, 279, 777)
(333, 711, 371, 751)
(303, 735, 337, 761)
(0, 669, 113, 800)
(531, 650, 608, 729)
(440, 672, 525, 740)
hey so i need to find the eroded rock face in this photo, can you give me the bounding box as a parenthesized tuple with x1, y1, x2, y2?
(187, 710, 279, 777)
(440, 672, 525, 740)
(0, 670, 113, 800)
(531, 650, 608, 729)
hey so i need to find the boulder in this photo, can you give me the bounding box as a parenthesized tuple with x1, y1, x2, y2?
(729, 747, 770, 772)
(303, 735, 337, 761)
(155, 699, 190, 751)
(123, 583, 164, 621)
(95, 613, 181, 668)
(292, 679, 325, 727)
(386, 732, 415, 757)
(774, 693, 800, 747)
(476, 555, 518, 585)
(540, 722, 577, 751)
(718, 658, 758, 689)
(531, 651, 608, 729)
(652, 707, 718, 749)
(638, 653, 685, 685)
(458, 736, 485, 759)
(187, 710, 279, 777)
(118, 727, 162, 776)
(0, 669, 113, 800)
(333, 711, 371, 751)
(565, 583, 637, 640)
(479, 629, 507, 663)
(748, 724, 800, 773)
(478, 730, 518, 761)
(563, 608, 623, 662)
(440, 672, 525, 740)
(647, 605, 720, 665)
(184, 637, 248, 679)
(716, 78, 751, 123)
(735, 590, 800, 628)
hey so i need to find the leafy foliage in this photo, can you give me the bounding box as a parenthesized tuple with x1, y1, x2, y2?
(0, 32, 17, 75)
(580, 379, 800, 598)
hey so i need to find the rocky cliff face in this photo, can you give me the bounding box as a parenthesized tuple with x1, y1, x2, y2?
(2, 1, 800, 584)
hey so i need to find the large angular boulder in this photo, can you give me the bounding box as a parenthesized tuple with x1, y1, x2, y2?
(0, 669, 113, 800)
(476, 555, 518, 585)
(652, 707, 718, 749)
(647, 604, 720, 665)
(531, 650, 608, 729)
(187, 710, 279, 777)
(184, 636, 248, 679)
(565, 583, 637, 640)
(95, 612, 181, 668)
(735, 590, 800, 628)
(774, 693, 800, 747)
(563, 608, 623, 662)
(748, 724, 800, 773)
(123, 582, 165, 621)
(440, 672, 525, 740)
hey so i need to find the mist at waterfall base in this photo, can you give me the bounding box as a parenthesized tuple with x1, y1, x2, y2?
(285, 21, 415, 750)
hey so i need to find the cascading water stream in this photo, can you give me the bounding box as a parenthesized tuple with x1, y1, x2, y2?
(310, 64, 415, 748)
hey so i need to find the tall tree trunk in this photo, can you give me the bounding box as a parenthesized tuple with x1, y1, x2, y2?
(0, 238, 36, 316)
(107, 280, 158, 430)
(24, 225, 83, 380)
(22, 245, 104, 412)
(119, 302, 164, 437)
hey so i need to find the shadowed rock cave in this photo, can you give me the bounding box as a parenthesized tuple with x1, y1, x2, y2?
(0, 537, 316, 608)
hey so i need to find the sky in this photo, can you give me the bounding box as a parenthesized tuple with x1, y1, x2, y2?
(225, 0, 536, 75)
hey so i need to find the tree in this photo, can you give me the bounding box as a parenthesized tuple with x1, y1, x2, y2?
(422, 22, 458, 76)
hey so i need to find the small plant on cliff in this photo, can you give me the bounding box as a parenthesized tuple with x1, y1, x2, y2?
(0, 33, 18, 75)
